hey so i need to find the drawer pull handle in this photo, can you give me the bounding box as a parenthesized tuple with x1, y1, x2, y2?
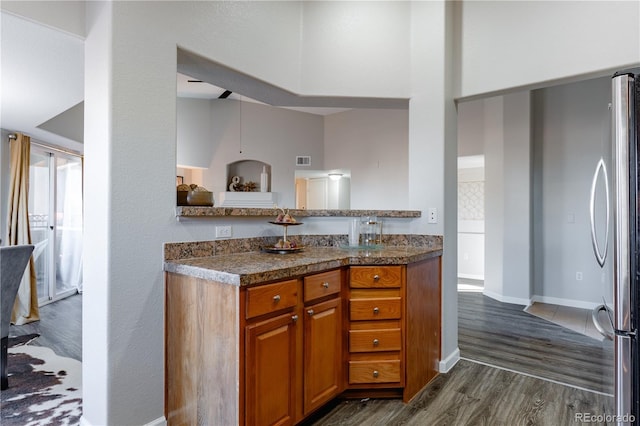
(273, 295, 281, 303)
(373, 338, 379, 346)
(373, 274, 380, 281)
(373, 307, 380, 315)
(307, 309, 315, 316)
(373, 370, 379, 378)
(322, 282, 330, 288)
(292, 314, 299, 323)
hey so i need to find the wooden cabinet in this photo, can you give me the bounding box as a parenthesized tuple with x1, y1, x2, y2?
(346, 259, 441, 403)
(243, 279, 300, 426)
(165, 256, 440, 425)
(245, 312, 297, 426)
(303, 298, 341, 415)
(348, 266, 404, 389)
(244, 269, 343, 425)
(302, 269, 343, 415)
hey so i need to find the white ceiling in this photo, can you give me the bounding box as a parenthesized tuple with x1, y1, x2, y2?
(0, 10, 399, 153)
(1, 11, 84, 152)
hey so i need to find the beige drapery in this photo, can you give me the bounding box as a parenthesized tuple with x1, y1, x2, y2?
(8, 132, 39, 325)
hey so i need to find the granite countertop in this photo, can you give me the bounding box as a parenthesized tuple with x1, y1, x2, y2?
(164, 246, 442, 287)
(176, 206, 421, 218)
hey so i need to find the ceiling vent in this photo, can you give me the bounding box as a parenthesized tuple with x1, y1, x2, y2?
(296, 156, 311, 166)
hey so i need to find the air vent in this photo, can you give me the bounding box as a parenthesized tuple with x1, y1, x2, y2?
(296, 156, 311, 166)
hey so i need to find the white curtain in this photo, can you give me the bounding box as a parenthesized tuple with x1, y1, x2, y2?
(56, 157, 83, 293)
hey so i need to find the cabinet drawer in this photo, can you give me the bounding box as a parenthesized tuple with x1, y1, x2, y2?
(349, 297, 401, 321)
(304, 269, 341, 303)
(246, 279, 298, 319)
(349, 328, 401, 353)
(348, 360, 401, 384)
(350, 266, 402, 288)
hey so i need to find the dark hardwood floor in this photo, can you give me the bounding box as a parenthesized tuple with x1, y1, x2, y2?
(458, 291, 614, 394)
(9, 293, 82, 361)
(308, 359, 613, 425)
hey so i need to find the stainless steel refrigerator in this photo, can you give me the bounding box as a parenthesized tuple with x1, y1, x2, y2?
(591, 68, 640, 425)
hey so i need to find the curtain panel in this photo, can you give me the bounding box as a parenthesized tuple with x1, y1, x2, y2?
(7, 133, 39, 325)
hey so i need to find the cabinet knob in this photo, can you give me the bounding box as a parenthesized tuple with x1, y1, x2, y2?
(373, 307, 380, 315)
(373, 338, 379, 346)
(292, 314, 298, 323)
(373, 370, 379, 378)
(373, 274, 380, 281)
(307, 309, 315, 316)
(273, 295, 281, 303)
(322, 282, 330, 288)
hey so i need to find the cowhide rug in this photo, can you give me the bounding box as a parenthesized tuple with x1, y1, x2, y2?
(1, 336, 82, 426)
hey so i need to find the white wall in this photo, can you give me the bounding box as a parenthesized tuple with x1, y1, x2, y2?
(201, 100, 325, 208)
(82, 2, 417, 424)
(483, 96, 506, 298)
(501, 91, 532, 303)
(456, 0, 640, 100)
(324, 108, 409, 210)
(532, 77, 612, 308)
(15, 1, 636, 423)
(300, 1, 410, 97)
(482, 92, 533, 306)
(176, 98, 212, 169)
(0, 129, 12, 245)
(408, 1, 459, 371)
(457, 100, 485, 157)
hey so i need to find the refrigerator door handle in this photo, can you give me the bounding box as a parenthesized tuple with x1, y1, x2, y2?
(591, 303, 614, 340)
(589, 158, 610, 268)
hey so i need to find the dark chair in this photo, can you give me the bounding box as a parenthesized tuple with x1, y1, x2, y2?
(1, 244, 34, 390)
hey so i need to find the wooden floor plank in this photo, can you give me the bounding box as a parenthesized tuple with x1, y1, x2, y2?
(8, 293, 82, 361)
(308, 360, 614, 425)
(458, 291, 614, 394)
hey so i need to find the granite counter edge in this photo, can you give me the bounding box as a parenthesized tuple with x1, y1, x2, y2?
(164, 248, 442, 286)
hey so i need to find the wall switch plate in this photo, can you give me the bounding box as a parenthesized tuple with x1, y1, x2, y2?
(215, 225, 232, 238)
(428, 208, 437, 224)
(576, 271, 583, 281)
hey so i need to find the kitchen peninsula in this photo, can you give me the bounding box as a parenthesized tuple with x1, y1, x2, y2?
(164, 235, 442, 426)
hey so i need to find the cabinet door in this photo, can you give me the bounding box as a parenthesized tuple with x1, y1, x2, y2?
(246, 312, 297, 426)
(303, 298, 342, 415)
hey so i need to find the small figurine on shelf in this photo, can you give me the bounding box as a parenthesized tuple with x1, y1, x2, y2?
(228, 176, 241, 192)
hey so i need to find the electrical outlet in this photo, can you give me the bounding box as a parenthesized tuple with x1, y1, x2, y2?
(215, 225, 232, 238)
(576, 271, 583, 281)
(428, 208, 437, 224)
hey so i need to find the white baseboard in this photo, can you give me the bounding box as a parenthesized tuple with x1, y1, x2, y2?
(530, 294, 599, 310)
(80, 415, 166, 426)
(439, 347, 460, 373)
(482, 289, 531, 306)
(458, 273, 484, 281)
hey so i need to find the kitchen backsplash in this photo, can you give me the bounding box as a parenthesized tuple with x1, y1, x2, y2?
(164, 234, 443, 261)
